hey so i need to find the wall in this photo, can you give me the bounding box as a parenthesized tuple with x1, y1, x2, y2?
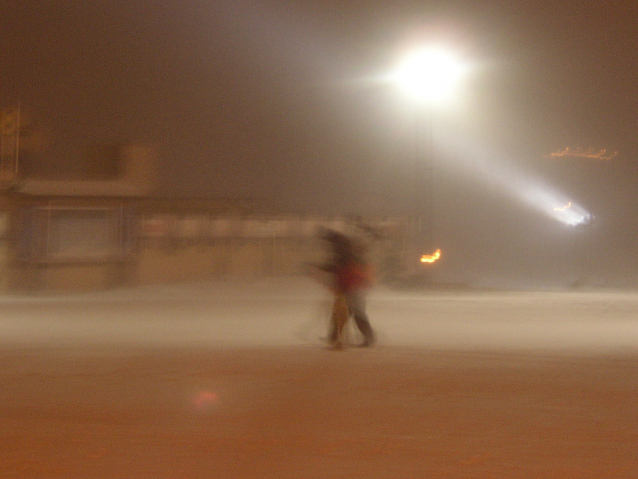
(136, 237, 325, 284)
(4, 206, 407, 291)
(134, 216, 405, 286)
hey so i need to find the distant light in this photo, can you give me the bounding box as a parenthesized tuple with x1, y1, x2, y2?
(421, 249, 441, 263)
(392, 47, 466, 104)
(553, 202, 572, 212)
(402, 121, 594, 228)
(544, 147, 617, 160)
(549, 201, 591, 226)
(562, 214, 589, 227)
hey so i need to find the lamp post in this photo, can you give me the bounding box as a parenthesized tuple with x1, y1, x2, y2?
(392, 46, 466, 265)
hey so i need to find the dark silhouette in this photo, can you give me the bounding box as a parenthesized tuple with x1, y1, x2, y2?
(315, 229, 376, 349)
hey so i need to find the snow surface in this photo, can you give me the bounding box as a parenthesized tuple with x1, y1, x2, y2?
(1, 277, 637, 353)
(3, 278, 638, 478)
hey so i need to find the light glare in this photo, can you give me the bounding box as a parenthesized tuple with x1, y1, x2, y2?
(394, 47, 466, 104)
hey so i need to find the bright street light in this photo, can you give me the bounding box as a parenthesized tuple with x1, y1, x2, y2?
(389, 45, 467, 271)
(393, 46, 466, 104)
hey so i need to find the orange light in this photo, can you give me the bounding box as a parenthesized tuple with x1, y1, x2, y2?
(553, 201, 572, 212)
(420, 249, 441, 263)
(544, 147, 617, 160)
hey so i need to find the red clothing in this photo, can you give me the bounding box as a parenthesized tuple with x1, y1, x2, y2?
(336, 262, 374, 293)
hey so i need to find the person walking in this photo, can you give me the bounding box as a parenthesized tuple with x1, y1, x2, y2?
(317, 229, 376, 349)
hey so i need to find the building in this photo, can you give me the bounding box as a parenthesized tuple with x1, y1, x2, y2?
(0, 132, 408, 291)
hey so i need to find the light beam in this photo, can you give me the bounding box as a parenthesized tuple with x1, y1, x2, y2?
(431, 124, 592, 227)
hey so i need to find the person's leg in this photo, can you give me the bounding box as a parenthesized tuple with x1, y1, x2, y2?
(346, 292, 375, 346)
(329, 292, 349, 348)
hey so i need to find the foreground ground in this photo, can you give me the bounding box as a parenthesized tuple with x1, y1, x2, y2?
(1, 279, 637, 477)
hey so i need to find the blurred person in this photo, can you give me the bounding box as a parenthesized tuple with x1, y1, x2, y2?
(315, 229, 376, 349)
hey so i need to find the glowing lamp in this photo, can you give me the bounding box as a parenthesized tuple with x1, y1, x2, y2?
(420, 249, 442, 263)
(394, 47, 466, 104)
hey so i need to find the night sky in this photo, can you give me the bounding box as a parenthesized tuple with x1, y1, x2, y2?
(2, 0, 637, 286)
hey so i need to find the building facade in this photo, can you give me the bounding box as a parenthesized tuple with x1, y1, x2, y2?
(2, 193, 408, 292)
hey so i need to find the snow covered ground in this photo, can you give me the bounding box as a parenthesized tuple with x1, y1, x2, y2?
(3, 279, 638, 478)
(1, 277, 638, 353)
